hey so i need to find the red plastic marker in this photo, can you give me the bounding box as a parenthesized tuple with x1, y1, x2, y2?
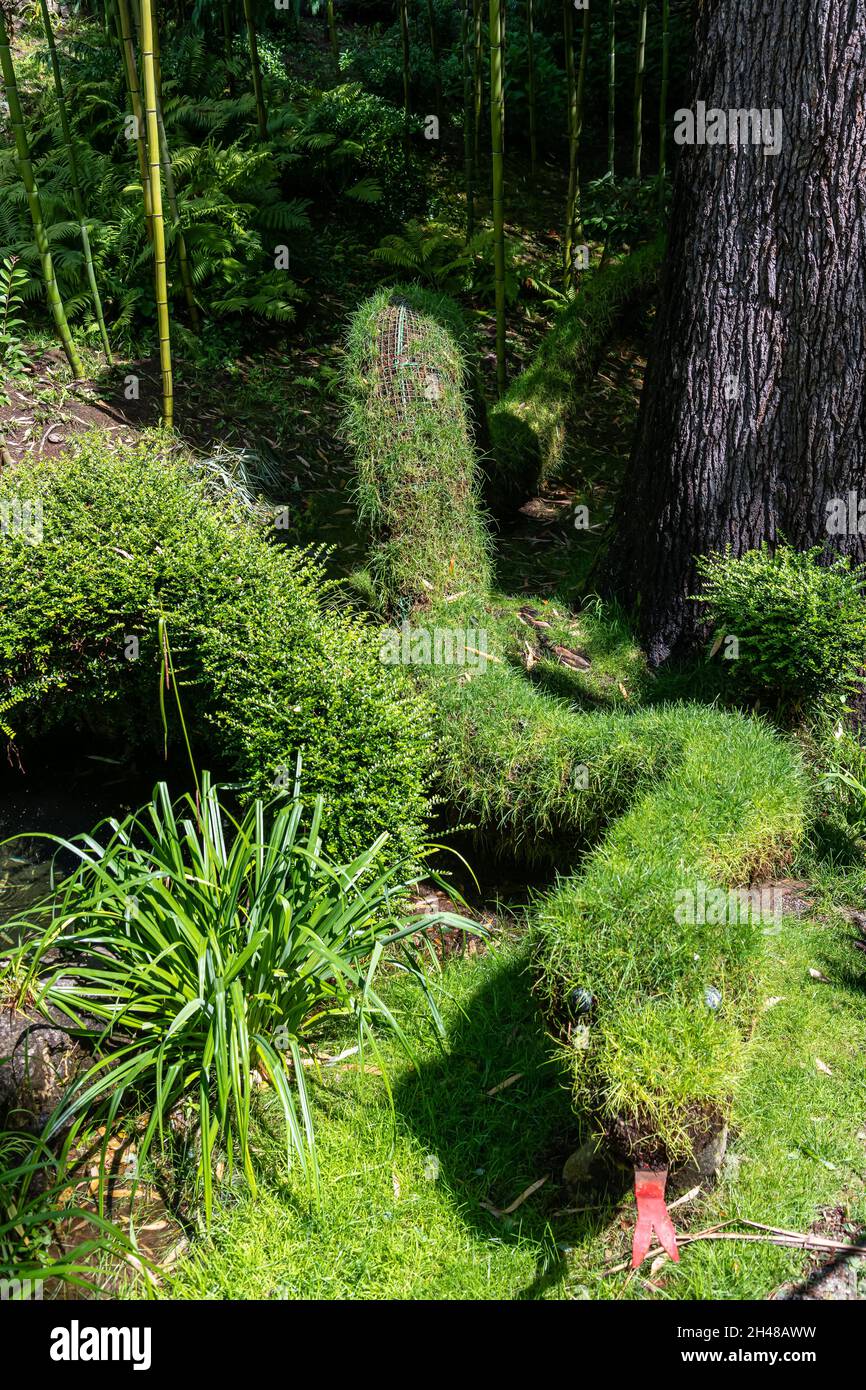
(632, 1167, 680, 1267)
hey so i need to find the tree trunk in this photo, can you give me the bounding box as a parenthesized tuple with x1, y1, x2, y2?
(602, 0, 866, 665)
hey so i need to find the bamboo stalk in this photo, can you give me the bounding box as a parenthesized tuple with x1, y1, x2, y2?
(489, 0, 505, 394)
(462, 0, 475, 239)
(0, 8, 83, 378)
(398, 0, 411, 148)
(564, 3, 592, 287)
(633, 0, 648, 179)
(139, 0, 173, 427)
(38, 0, 112, 361)
(526, 0, 536, 180)
(425, 0, 442, 129)
(658, 0, 670, 207)
(472, 0, 482, 170)
(116, 0, 153, 239)
(242, 0, 268, 139)
(327, 0, 339, 75)
(607, 0, 616, 178)
(149, 4, 199, 329)
(563, 0, 576, 289)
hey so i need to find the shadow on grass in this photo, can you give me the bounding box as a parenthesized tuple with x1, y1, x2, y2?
(392, 944, 630, 1298)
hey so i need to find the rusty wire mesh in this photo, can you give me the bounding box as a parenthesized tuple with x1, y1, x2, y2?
(373, 297, 462, 422)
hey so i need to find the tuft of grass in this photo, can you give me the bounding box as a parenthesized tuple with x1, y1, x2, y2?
(488, 239, 664, 503)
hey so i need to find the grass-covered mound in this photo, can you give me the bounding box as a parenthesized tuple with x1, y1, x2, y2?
(0, 437, 433, 863)
(342, 287, 808, 1164)
(343, 285, 492, 609)
(488, 239, 664, 504)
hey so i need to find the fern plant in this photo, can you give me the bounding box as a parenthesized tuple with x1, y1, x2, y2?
(0, 254, 28, 404)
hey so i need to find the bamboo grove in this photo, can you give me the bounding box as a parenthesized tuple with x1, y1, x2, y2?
(0, 2, 681, 418)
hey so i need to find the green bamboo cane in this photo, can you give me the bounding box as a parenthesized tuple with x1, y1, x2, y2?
(425, 0, 442, 130)
(526, 0, 536, 180)
(116, 0, 153, 239)
(462, 0, 475, 238)
(658, 0, 669, 208)
(327, 0, 339, 75)
(563, 0, 576, 289)
(139, 0, 172, 427)
(607, 0, 615, 178)
(472, 0, 482, 171)
(0, 8, 83, 378)
(498, 0, 505, 155)
(38, 0, 112, 361)
(575, 3, 589, 231)
(222, 0, 235, 94)
(149, 4, 199, 329)
(398, 0, 411, 148)
(242, 0, 268, 139)
(633, 0, 647, 178)
(489, 0, 505, 394)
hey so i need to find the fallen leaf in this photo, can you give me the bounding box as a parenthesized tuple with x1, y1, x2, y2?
(487, 1073, 523, 1096)
(815, 1058, 833, 1075)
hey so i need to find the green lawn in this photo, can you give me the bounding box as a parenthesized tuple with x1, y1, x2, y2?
(155, 879, 866, 1301)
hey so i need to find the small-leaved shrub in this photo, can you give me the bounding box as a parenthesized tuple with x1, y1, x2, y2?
(0, 436, 434, 863)
(696, 543, 866, 715)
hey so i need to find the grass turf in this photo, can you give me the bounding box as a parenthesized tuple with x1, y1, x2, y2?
(341, 282, 809, 1162)
(153, 903, 866, 1300)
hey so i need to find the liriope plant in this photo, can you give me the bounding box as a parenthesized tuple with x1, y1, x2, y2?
(0, 4, 82, 377)
(5, 774, 479, 1221)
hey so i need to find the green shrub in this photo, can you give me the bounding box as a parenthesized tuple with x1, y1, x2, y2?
(488, 238, 664, 505)
(6, 776, 476, 1219)
(0, 436, 433, 863)
(696, 543, 866, 715)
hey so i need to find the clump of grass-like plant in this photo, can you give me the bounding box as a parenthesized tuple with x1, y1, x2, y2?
(5, 774, 477, 1222)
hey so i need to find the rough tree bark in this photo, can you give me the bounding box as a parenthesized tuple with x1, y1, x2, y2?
(601, 0, 866, 665)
